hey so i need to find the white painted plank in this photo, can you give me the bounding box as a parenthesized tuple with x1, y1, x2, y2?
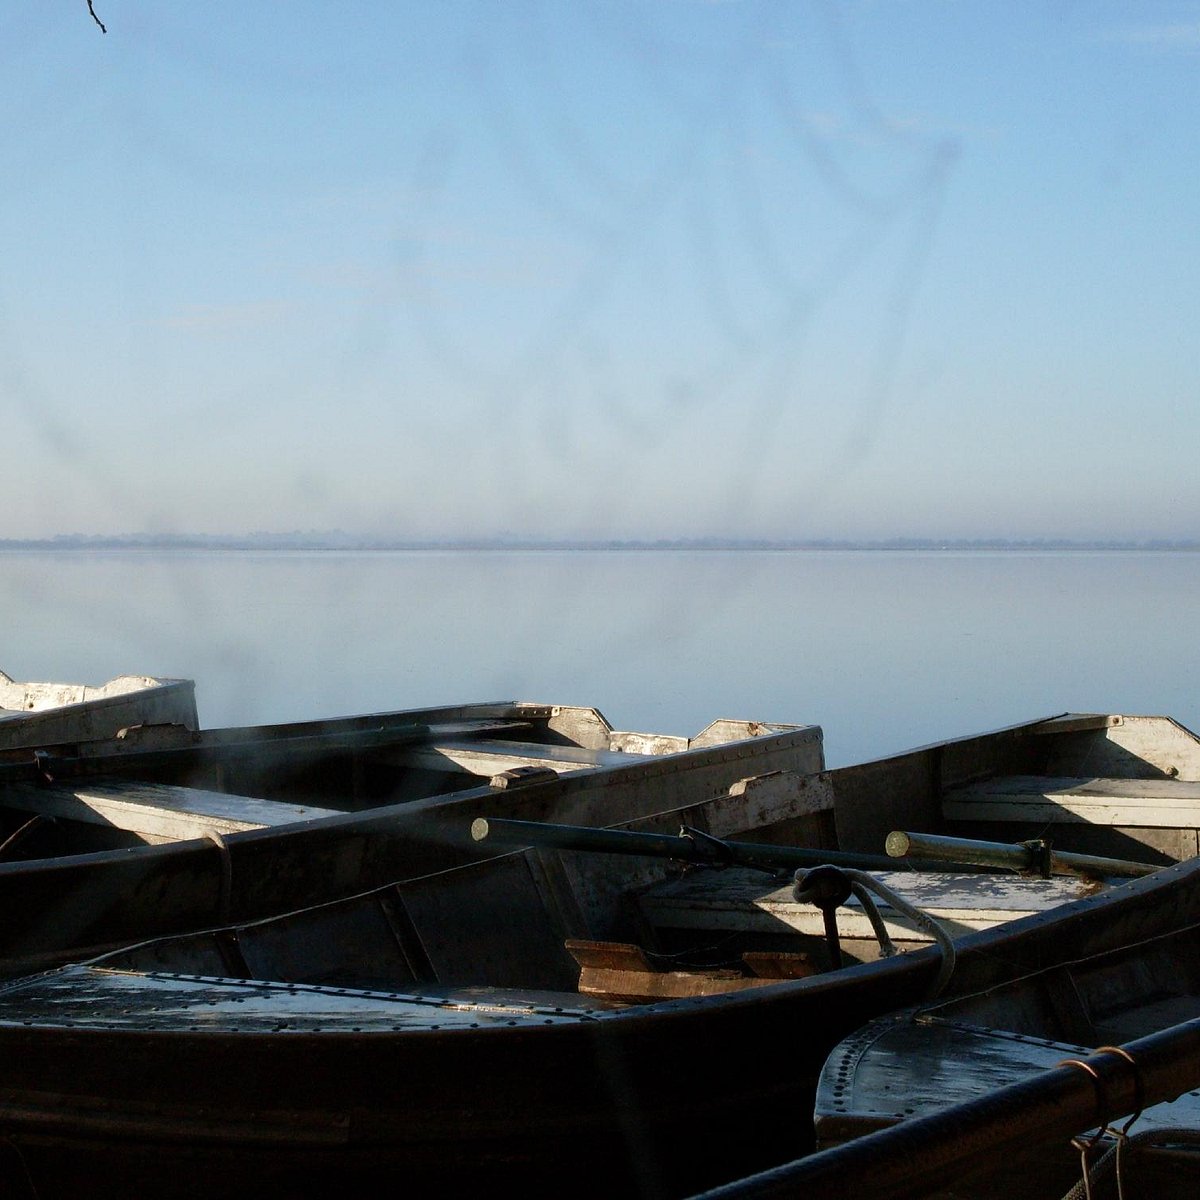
(943, 775, 1200, 826)
(639, 867, 1100, 944)
(401, 739, 637, 775)
(2, 781, 342, 842)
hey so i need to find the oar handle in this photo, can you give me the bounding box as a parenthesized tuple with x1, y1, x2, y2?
(886, 829, 1158, 879)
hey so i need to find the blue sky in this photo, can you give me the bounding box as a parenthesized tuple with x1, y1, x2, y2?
(3, 2, 1198, 541)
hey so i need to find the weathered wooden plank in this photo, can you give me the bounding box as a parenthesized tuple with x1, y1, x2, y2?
(397, 738, 637, 776)
(565, 939, 812, 1002)
(538, 769, 834, 840)
(638, 867, 1100, 944)
(944, 774, 1200, 826)
(716, 770, 834, 832)
(607, 731, 690, 755)
(1, 782, 343, 843)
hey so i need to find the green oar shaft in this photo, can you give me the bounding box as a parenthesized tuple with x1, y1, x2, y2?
(885, 829, 1158, 878)
(474, 816, 931, 874)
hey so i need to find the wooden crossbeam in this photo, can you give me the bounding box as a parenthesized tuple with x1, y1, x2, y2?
(1, 781, 343, 843)
(399, 739, 637, 776)
(943, 775, 1200, 827)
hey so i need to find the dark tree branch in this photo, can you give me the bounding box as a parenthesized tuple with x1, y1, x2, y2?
(87, 2, 107, 33)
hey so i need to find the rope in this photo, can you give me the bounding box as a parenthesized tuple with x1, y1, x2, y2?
(1057, 1044, 1198, 1200)
(0, 1135, 41, 1197)
(1060, 1056, 1109, 1200)
(0, 815, 45, 861)
(842, 867, 958, 997)
(791, 865, 958, 996)
(1058, 1128, 1200, 1200)
(848, 879, 899, 958)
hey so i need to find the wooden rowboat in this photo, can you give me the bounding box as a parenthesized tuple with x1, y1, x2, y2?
(0, 712, 1194, 1198)
(0, 701, 821, 975)
(0, 670, 197, 747)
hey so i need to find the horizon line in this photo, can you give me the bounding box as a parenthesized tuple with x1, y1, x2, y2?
(3, 533, 1199, 552)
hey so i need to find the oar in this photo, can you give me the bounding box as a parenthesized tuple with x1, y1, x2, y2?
(885, 829, 1159, 879)
(470, 816, 986, 875)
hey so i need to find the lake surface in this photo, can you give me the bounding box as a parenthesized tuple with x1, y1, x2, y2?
(2, 548, 1196, 767)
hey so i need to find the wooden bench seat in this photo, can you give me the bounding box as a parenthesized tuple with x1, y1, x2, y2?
(1, 781, 343, 844)
(637, 866, 1099, 946)
(942, 775, 1200, 826)
(397, 738, 640, 776)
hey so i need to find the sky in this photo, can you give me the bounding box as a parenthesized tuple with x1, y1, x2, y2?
(3, 2, 1198, 543)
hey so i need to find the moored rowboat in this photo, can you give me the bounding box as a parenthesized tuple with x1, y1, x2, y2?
(0, 701, 821, 975)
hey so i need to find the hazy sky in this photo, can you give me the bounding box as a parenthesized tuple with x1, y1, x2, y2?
(4, 2, 1198, 541)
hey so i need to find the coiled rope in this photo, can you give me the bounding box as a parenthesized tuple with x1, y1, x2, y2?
(792, 865, 958, 997)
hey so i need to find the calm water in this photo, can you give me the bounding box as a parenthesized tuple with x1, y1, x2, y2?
(2, 548, 1196, 767)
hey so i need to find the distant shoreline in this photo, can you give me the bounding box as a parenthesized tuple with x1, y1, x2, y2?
(2, 535, 1198, 553)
